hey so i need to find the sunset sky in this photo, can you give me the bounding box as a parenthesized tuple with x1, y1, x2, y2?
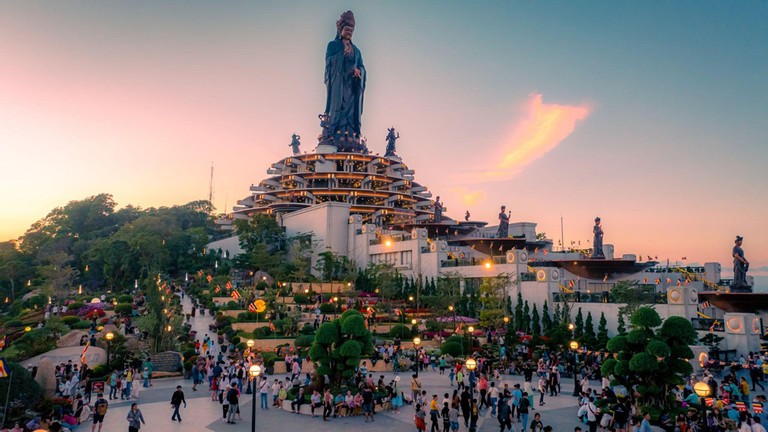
(1, 1, 766, 284)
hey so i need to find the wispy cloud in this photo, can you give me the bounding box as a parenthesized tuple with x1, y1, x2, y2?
(485, 93, 591, 179)
(449, 187, 487, 207)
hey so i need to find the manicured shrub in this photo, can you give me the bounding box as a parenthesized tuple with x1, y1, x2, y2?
(389, 324, 411, 339)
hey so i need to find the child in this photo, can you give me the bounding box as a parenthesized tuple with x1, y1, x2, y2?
(441, 402, 450, 432)
(449, 369, 455, 387)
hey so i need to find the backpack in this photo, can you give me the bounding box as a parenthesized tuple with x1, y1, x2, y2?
(227, 388, 238, 404)
(96, 400, 108, 416)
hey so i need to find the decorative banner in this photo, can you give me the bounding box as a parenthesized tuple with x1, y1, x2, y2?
(80, 341, 90, 364)
(269, 322, 276, 332)
(206, 275, 213, 283)
(0, 358, 8, 377)
(231, 290, 242, 300)
(214, 285, 221, 293)
(248, 302, 257, 313)
(754, 402, 764, 414)
(254, 299, 267, 313)
(226, 281, 233, 289)
(197, 270, 203, 277)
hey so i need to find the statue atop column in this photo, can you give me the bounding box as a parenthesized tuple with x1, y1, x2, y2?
(321, 10, 366, 153)
(433, 196, 443, 223)
(591, 217, 604, 258)
(384, 127, 400, 157)
(732, 235, 751, 291)
(289, 133, 301, 155)
(496, 205, 509, 238)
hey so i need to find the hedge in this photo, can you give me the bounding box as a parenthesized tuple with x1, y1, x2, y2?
(293, 294, 309, 304)
(114, 303, 134, 315)
(389, 324, 411, 339)
(117, 295, 133, 303)
(294, 335, 315, 348)
(61, 316, 81, 325)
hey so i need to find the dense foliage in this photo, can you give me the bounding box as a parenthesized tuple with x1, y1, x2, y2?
(601, 307, 696, 411)
(309, 309, 373, 386)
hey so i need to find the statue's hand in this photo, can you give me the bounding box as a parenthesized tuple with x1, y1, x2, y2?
(353, 68, 362, 78)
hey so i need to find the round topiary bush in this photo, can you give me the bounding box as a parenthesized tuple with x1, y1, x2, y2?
(389, 324, 411, 339)
(319, 303, 335, 315)
(441, 341, 463, 357)
(114, 303, 133, 316)
(253, 326, 272, 338)
(117, 295, 133, 303)
(294, 334, 315, 348)
(300, 323, 315, 335)
(61, 316, 81, 326)
(71, 320, 92, 330)
(293, 294, 309, 304)
(67, 302, 84, 311)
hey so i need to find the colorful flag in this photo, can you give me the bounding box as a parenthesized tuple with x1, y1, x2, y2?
(666, 278, 672, 284)
(80, 341, 90, 364)
(248, 302, 257, 313)
(754, 402, 764, 414)
(226, 281, 233, 289)
(231, 290, 242, 300)
(394, 308, 402, 316)
(0, 336, 6, 351)
(603, 274, 608, 282)
(700, 301, 711, 309)
(269, 322, 276, 332)
(643, 278, 648, 284)
(709, 320, 720, 332)
(0, 358, 8, 377)
(197, 270, 203, 277)
(214, 285, 221, 293)
(206, 275, 213, 283)
(455, 323, 463, 333)
(568, 280, 575, 288)
(655, 278, 661, 284)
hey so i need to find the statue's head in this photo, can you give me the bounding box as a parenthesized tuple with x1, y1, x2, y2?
(595, 217, 601, 223)
(735, 235, 743, 244)
(337, 11, 355, 40)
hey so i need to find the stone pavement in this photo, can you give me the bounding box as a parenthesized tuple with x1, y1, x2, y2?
(81, 366, 589, 431)
(78, 293, 590, 431)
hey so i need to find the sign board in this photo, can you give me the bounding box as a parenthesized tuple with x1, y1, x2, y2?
(152, 351, 183, 372)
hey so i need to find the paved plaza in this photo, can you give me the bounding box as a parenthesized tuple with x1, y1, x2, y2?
(78, 295, 588, 431)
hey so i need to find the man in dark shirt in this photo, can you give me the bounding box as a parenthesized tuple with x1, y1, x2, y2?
(170, 385, 186, 422)
(362, 386, 375, 422)
(460, 388, 471, 428)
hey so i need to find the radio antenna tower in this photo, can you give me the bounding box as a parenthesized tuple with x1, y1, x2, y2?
(208, 162, 214, 205)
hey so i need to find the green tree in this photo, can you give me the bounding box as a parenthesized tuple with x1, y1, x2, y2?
(309, 309, 374, 386)
(583, 311, 597, 348)
(574, 307, 584, 339)
(596, 312, 610, 349)
(522, 301, 531, 333)
(611, 280, 656, 327)
(617, 314, 627, 335)
(478, 275, 512, 327)
(541, 301, 552, 333)
(531, 304, 541, 336)
(601, 308, 696, 412)
(514, 292, 524, 332)
(552, 303, 562, 327)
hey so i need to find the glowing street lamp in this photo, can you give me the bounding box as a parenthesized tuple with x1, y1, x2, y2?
(694, 381, 710, 417)
(245, 339, 256, 394)
(570, 340, 580, 396)
(249, 365, 262, 432)
(503, 316, 510, 324)
(105, 332, 115, 370)
(413, 337, 421, 377)
(465, 358, 477, 371)
(484, 261, 492, 269)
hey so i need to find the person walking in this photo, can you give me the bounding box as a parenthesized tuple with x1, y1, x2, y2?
(498, 395, 512, 432)
(91, 393, 108, 432)
(226, 383, 240, 424)
(258, 377, 270, 410)
(170, 385, 187, 422)
(322, 388, 334, 421)
(126, 403, 145, 432)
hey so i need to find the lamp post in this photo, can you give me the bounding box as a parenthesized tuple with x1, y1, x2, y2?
(570, 340, 580, 396)
(466, 358, 477, 389)
(333, 296, 339, 319)
(449, 305, 456, 329)
(105, 332, 114, 371)
(413, 337, 421, 377)
(694, 380, 710, 421)
(246, 339, 255, 394)
(249, 364, 261, 432)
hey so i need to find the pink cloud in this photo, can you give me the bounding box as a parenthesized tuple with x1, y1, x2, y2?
(486, 93, 591, 179)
